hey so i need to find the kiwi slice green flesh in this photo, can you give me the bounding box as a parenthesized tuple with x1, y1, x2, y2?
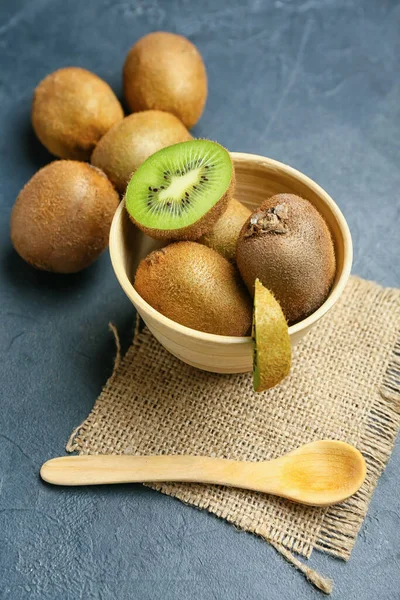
(253, 279, 292, 392)
(125, 139, 234, 240)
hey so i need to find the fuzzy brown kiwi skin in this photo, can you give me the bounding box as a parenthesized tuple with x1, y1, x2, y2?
(91, 111, 192, 194)
(10, 161, 120, 273)
(200, 197, 251, 261)
(236, 193, 336, 324)
(32, 67, 124, 161)
(127, 170, 235, 241)
(123, 32, 207, 129)
(134, 241, 252, 336)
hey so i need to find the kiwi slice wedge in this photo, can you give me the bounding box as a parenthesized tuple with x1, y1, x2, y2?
(253, 279, 292, 392)
(125, 139, 234, 240)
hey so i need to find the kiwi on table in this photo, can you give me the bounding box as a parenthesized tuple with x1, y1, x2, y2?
(123, 32, 207, 128)
(91, 110, 192, 194)
(200, 198, 251, 262)
(125, 139, 235, 241)
(10, 161, 119, 273)
(236, 193, 336, 324)
(32, 67, 124, 160)
(253, 279, 292, 392)
(134, 242, 252, 336)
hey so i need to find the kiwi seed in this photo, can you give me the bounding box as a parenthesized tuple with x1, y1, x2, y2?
(134, 242, 252, 336)
(125, 139, 235, 241)
(91, 110, 192, 194)
(200, 198, 251, 262)
(123, 32, 207, 128)
(236, 194, 336, 324)
(32, 67, 124, 160)
(10, 161, 119, 273)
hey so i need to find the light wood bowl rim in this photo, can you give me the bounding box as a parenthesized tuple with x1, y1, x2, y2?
(109, 152, 353, 345)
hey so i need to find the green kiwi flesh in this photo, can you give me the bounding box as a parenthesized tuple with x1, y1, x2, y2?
(125, 140, 234, 240)
(134, 242, 252, 336)
(236, 194, 336, 324)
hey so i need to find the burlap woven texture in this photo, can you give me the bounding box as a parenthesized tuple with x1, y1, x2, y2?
(67, 276, 400, 593)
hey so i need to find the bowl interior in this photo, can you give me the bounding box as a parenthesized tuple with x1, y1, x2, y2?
(112, 153, 351, 338)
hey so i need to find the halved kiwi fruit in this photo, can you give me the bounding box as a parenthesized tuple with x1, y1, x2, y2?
(253, 279, 292, 392)
(125, 139, 234, 240)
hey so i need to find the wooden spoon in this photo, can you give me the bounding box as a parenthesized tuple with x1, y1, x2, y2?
(40, 440, 366, 506)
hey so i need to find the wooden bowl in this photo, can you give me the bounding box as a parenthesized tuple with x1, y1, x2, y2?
(109, 153, 352, 374)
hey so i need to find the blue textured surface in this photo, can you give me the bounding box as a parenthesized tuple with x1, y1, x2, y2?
(1, 1, 400, 598)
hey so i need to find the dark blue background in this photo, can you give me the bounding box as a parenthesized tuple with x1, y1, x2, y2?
(1, 1, 399, 598)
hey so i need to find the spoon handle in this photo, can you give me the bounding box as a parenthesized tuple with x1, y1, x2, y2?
(40, 454, 279, 490)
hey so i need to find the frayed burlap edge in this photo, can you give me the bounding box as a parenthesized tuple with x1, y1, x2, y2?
(315, 330, 400, 558)
(66, 301, 400, 595)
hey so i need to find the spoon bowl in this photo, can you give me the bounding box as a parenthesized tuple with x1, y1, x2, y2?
(275, 440, 367, 505)
(41, 440, 366, 506)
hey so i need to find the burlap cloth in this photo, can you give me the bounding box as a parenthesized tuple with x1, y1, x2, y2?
(67, 276, 400, 593)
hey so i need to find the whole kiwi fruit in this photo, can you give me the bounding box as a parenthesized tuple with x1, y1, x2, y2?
(10, 161, 120, 273)
(134, 242, 252, 336)
(32, 67, 124, 160)
(91, 110, 192, 194)
(236, 194, 336, 324)
(123, 32, 207, 128)
(200, 198, 251, 262)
